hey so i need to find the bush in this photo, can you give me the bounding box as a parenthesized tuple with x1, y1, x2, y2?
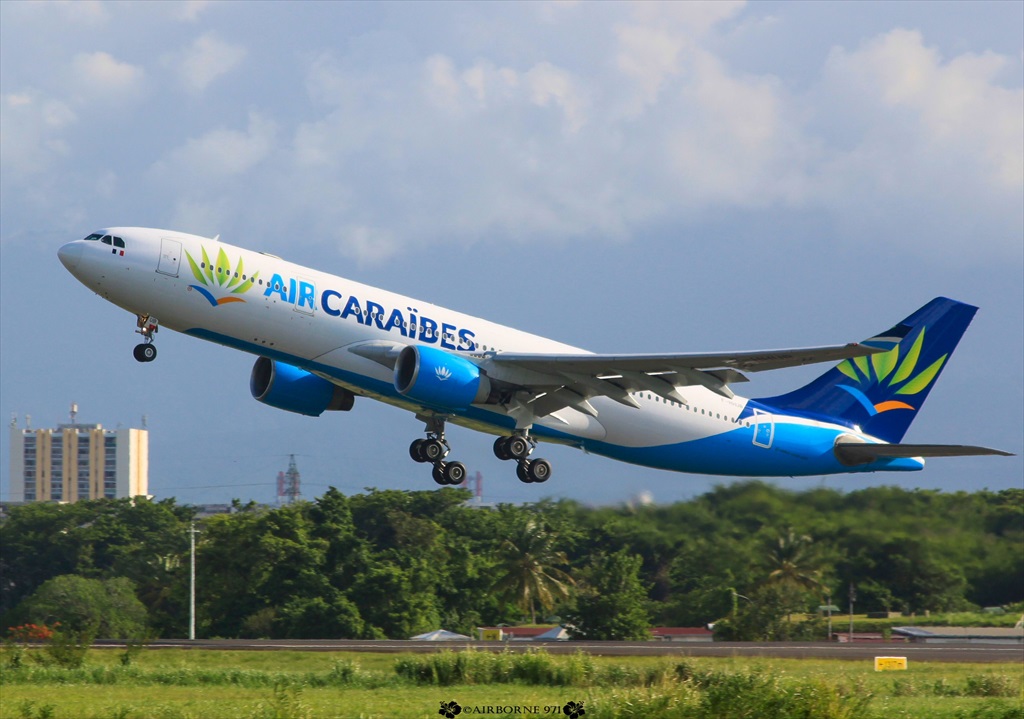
(964, 674, 1018, 697)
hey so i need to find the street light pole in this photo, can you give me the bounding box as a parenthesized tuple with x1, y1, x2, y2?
(826, 590, 833, 641)
(189, 521, 198, 641)
(848, 582, 856, 643)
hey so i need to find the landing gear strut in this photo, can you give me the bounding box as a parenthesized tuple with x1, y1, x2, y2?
(409, 416, 466, 486)
(493, 432, 552, 483)
(133, 315, 159, 363)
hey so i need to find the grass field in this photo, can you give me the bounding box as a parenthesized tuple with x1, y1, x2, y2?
(1, 648, 1021, 719)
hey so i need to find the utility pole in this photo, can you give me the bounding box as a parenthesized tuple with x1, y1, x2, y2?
(826, 590, 833, 642)
(848, 582, 856, 643)
(189, 522, 199, 640)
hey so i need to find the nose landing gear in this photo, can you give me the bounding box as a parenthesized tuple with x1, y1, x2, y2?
(133, 315, 159, 363)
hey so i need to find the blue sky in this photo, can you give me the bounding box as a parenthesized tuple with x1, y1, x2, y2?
(1, 1, 1021, 506)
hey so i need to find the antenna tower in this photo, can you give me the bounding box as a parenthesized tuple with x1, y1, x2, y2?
(460, 471, 483, 505)
(277, 454, 302, 504)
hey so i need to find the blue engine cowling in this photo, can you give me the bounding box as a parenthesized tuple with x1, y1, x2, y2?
(250, 357, 355, 416)
(394, 345, 491, 410)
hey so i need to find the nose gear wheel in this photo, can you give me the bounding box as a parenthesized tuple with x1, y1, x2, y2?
(133, 315, 160, 362)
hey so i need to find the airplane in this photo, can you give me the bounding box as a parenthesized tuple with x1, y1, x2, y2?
(57, 227, 1011, 486)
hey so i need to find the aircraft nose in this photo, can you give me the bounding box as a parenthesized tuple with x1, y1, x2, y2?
(58, 242, 83, 272)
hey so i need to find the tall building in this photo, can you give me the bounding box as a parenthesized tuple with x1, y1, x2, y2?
(8, 415, 148, 503)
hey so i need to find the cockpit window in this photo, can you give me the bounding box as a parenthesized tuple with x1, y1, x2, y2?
(101, 235, 113, 245)
(113, 237, 125, 248)
(83, 233, 103, 241)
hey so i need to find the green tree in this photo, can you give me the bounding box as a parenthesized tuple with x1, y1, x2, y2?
(492, 521, 575, 624)
(761, 527, 824, 625)
(0, 498, 192, 636)
(714, 584, 818, 641)
(566, 549, 650, 640)
(15, 574, 148, 639)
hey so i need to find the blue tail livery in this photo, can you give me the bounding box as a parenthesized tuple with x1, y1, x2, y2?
(755, 297, 976, 443)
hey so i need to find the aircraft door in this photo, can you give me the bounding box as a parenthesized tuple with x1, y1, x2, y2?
(751, 409, 774, 448)
(157, 238, 181, 276)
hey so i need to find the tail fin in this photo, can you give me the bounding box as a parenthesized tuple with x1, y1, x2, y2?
(756, 298, 977, 443)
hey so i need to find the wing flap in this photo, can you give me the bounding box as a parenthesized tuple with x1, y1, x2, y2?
(482, 342, 883, 421)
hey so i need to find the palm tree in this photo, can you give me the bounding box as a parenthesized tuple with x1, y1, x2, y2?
(764, 528, 823, 593)
(763, 528, 823, 626)
(493, 522, 575, 624)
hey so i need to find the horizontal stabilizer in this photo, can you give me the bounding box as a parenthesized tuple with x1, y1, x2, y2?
(835, 442, 1013, 466)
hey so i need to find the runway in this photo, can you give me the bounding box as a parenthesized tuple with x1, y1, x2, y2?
(95, 639, 1023, 664)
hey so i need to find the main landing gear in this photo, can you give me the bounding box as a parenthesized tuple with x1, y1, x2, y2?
(409, 419, 553, 486)
(133, 314, 159, 363)
(493, 433, 552, 483)
(409, 417, 467, 486)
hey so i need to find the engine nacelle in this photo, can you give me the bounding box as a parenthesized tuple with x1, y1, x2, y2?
(394, 345, 491, 410)
(250, 357, 355, 416)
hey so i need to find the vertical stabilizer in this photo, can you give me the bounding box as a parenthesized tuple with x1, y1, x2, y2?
(756, 298, 977, 443)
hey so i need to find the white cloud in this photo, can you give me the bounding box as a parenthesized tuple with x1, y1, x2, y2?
(822, 29, 1023, 190)
(614, 23, 686, 112)
(424, 54, 463, 111)
(339, 225, 400, 265)
(665, 50, 807, 207)
(0, 92, 77, 178)
(170, 33, 247, 94)
(70, 51, 144, 98)
(524, 62, 589, 133)
(5, 3, 1016, 266)
(151, 112, 276, 184)
(176, 1, 212, 22)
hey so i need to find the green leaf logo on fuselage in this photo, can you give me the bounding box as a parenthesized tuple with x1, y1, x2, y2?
(185, 247, 259, 306)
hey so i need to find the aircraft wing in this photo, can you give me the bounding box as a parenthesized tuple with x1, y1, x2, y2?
(350, 339, 888, 426)
(478, 342, 887, 425)
(490, 342, 884, 375)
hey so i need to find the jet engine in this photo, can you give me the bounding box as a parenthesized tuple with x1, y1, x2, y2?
(394, 345, 491, 410)
(250, 357, 355, 416)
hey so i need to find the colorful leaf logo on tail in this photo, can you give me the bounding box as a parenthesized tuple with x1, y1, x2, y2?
(836, 327, 947, 416)
(185, 247, 259, 306)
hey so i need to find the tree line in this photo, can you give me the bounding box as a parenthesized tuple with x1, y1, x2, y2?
(1, 481, 1020, 641)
